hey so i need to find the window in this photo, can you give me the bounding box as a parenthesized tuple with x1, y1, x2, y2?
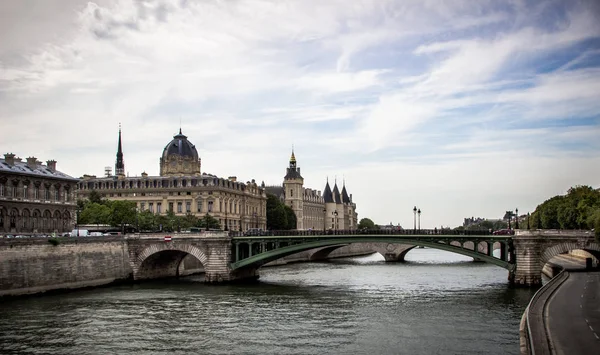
(157, 203, 162, 214)
(149, 203, 154, 213)
(140, 202, 145, 211)
(34, 186, 40, 199)
(11, 186, 17, 198)
(169, 202, 174, 212)
(55, 188, 59, 201)
(186, 201, 191, 213)
(0, 184, 4, 197)
(290, 189, 293, 197)
(208, 201, 213, 212)
(197, 200, 202, 213)
(177, 202, 182, 213)
(23, 185, 28, 199)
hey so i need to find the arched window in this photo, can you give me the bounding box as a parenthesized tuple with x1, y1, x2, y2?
(23, 184, 28, 199)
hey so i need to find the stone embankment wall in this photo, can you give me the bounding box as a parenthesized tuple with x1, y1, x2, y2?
(0, 237, 131, 297)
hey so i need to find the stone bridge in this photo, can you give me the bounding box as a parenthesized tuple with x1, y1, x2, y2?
(1, 229, 597, 296)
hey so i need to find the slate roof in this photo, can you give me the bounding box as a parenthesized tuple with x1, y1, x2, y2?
(0, 158, 77, 181)
(162, 129, 199, 160)
(333, 183, 342, 204)
(323, 181, 334, 203)
(284, 167, 303, 179)
(341, 185, 351, 203)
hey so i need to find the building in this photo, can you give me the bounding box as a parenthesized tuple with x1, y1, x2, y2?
(76, 128, 267, 231)
(265, 151, 358, 230)
(0, 153, 78, 235)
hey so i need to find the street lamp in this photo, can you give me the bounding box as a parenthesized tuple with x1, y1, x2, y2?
(413, 206, 417, 232)
(253, 211, 257, 229)
(515, 208, 519, 229)
(334, 210, 338, 231)
(527, 212, 530, 230)
(224, 208, 228, 231)
(417, 208, 421, 231)
(75, 205, 81, 237)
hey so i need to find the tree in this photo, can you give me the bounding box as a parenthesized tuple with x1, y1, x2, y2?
(358, 218, 376, 230)
(137, 210, 157, 231)
(531, 185, 600, 232)
(284, 205, 297, 230)
(109, 200, 137, 229)
(88, 190, 105, 205)
(78, 202, 111, 225)
(196, 213, 221, 229)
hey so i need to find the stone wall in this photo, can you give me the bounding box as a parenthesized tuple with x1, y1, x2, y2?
(0, 236, 131, 297)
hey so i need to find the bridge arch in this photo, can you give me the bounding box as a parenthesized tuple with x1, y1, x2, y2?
(539, 241, 600, 268)
(134, 243, 208, 280)
(232, 237, 513, 271)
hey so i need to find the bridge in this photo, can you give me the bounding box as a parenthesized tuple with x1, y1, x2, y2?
(1, 229, 598, 296)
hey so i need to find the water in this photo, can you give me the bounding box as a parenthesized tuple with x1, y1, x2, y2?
(0, 249, 535, 355)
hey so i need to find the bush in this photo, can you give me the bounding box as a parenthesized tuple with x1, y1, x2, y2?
(48, 238, 60, 246)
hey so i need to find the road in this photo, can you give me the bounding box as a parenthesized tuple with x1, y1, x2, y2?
(546, 271, 600, 355)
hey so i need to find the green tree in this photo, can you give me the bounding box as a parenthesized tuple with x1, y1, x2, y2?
(284, 205, 297, 230)
(78, 202, 112, 225)
(88, 190, 105, 205)
(358, 218, 376, 230)
(109, 200, 137, 229)
(531, 185, 600, 231)
(196, 213, 221, 229)
(137, 210, 157, 231)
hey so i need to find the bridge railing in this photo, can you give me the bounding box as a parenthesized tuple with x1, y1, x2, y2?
(230, 228, 495, 237)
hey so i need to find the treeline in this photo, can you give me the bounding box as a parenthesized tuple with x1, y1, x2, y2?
(78, 191, 221, 232)
(530, 185, 600, 237)
(266, 194, 296, 230)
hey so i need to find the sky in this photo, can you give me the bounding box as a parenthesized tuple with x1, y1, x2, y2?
(1, 0, 599, 228)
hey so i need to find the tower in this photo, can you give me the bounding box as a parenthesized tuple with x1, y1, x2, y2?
(283, 149, 304, 229)
(115, 124, 125, 176)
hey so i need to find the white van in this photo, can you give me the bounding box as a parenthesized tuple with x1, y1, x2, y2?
(71, 229, 90, 237)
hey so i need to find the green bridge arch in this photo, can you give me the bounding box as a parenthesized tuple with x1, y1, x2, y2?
(231, 235, 514, 271)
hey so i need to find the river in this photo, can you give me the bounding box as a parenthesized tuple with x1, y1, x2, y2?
(0, 248, 536, 355)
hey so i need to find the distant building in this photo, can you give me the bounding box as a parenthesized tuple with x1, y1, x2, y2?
(265, 151, 358, 230)
(463, 217, 485, 227)
(0, 153, 78, 234)
(76, 127, 267, 231)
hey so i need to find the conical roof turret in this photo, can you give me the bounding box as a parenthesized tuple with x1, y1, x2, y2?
(333, 182, 342, 204)
(323, 180, 334, 203)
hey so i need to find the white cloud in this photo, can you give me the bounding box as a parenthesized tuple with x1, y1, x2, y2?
(0, 0, 599, 227)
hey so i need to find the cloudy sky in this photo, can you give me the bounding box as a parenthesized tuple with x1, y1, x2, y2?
(1, 0, 599, 228)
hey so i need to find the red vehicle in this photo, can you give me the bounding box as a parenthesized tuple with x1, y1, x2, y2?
(493, 229, 514, 235)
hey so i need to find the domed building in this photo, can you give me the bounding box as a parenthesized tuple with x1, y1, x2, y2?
(160, 129, 202, 176)
(77, 127, 267, 231)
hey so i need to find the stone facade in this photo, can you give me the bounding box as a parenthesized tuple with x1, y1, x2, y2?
(76, 128, 267, 231)
(0, 153, 78, 235)
(0, 236, 131, 296)
(265, 151, 358, 230)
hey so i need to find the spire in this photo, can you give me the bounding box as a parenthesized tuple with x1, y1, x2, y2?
(323, 180, 334, 203)
(289, 147, 296, 168)
(333, 182, 342, 204)
(115, 123, 125, 176)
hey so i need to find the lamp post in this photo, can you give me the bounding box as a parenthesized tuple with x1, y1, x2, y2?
(75, 205, 81, 237)
(413, 206, 417, 232)
(323, 208, 327, 233)
(417, 208, 421, 231)
(515, 208, 519, 229)
(253, 211, 257, 229)
(334, 210, 338, 231)
(527, 212, 530, 230)
(224, 208, 228, 231)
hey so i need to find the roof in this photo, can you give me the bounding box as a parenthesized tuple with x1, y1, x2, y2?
(323, 181, 334, 203)
(284, 167, 303, 179)
(162, 129, 199, 160)
(0, 158, 77, 181)
(333, 183, 342, 204)
(341, 185, 351, 203)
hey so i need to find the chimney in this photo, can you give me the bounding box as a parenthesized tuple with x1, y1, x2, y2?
(4, 153, 15, 166)
(228, 176, 237, 182)
(141, 171, 148, 178)
(14, 157, 22, 163)
(26, 157, 37, 169)
(46, 160, 57, 171)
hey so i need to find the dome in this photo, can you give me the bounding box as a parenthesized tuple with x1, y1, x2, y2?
(162, 129, 199, 160)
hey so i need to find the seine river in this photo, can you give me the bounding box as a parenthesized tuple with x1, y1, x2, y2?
(0, 249, 536, 355)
